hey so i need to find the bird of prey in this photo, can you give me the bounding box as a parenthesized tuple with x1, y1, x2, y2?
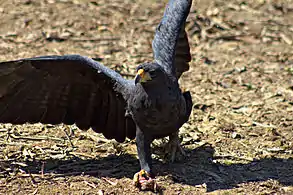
(0, 0, 192, 191)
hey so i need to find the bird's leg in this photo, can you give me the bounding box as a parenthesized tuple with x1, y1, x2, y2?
(133, 127, 156, 191)
(166, 131, 185, 162)
(136, 128, 152, 174)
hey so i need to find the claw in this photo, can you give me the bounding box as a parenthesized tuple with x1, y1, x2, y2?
(133, 169, 157, 191)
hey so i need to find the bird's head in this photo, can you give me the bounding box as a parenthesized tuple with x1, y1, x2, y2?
(134, 62, 165, 85)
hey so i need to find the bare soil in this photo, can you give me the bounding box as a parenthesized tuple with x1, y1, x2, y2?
(0, 0, 293, 194)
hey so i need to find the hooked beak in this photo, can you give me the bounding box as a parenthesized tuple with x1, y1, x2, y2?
(134, 69, 151, 85)
(134, 74, 141, 85)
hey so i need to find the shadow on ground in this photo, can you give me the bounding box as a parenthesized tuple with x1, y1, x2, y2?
(18, 144, 293, 192)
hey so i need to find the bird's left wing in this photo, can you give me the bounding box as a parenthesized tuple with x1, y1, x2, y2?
(174, 26, 192, 78)
(0, 55, 136, 142)
(152, 0, 192, 76)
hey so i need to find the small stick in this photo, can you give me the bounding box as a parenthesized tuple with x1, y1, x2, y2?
(71, 37, 120, 42)
(83, 181, 97, 188)
(102, 177, 117, 186)
(18, 170, 100, 178)
(9, 133, 64, 142)
(252, 121, 276, 128)
(0, 128, 8, 132)
(69, 152, 96, 159)
(63, 127, 74, 148)
(0, 141, 32, 146)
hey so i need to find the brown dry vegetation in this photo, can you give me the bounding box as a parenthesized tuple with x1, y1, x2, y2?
(0, 0, 293, 194)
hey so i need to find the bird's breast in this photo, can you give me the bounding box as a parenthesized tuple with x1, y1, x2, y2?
(129, 87, 184, 137)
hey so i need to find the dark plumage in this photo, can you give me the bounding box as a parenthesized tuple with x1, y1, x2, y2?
(0, 0, 192, 190)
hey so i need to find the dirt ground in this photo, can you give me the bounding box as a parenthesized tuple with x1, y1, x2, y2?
(0, 0, 293, 194)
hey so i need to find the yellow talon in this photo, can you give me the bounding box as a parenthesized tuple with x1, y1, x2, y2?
(133, 169, 157, 191)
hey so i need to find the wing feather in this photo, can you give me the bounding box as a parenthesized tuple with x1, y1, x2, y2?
(0, 55, 135, 142)
(174, 26, 192, 78)
(152, 0, 192, 76)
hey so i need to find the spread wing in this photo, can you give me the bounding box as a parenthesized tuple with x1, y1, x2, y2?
(152, 0, 192, 77)
(174, 25, 192, 78)
(0, 55, 136, 142)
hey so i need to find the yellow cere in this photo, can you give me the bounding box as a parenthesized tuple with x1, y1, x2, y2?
(138, 69, 145, 76)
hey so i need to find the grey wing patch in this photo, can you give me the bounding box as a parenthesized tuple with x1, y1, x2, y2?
(152, 0, 192, 76)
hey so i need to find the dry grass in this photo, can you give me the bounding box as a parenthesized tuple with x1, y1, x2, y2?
(0, 0, 293, 194)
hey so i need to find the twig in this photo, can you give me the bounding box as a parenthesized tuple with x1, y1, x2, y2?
(9, 133, 64, 142)
(0, 128, 8, 132)
(252, 121, 277, 128)
(280, 33, 292, 45)
(31, 188, 38, 195)
(71, 37, 120, 42)
(18, 170, 100, 179)
(83, 181, 97, 188)
(79, 132, 109, 143)
(11, 162, 28, 167)
(63, 127, 74, 148)
(50, 171, 99, 178)
(102, 177, 117, 186)
(18, 173, 43, 178)
(69, 152, 96, 159)
(0, 141, 32, 146)
(238, 141, 250, 149)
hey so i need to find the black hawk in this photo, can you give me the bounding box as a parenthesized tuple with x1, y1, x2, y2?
(0, 0, 192, 190)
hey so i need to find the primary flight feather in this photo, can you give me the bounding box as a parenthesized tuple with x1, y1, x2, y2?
(0, 0, 193, 190)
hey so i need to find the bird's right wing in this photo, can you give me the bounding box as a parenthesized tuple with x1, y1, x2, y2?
(0, 55, 136, 142)
(152, 0, 192, 76)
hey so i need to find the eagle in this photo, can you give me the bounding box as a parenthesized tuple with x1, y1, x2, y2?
(0, 0, 192, 191)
